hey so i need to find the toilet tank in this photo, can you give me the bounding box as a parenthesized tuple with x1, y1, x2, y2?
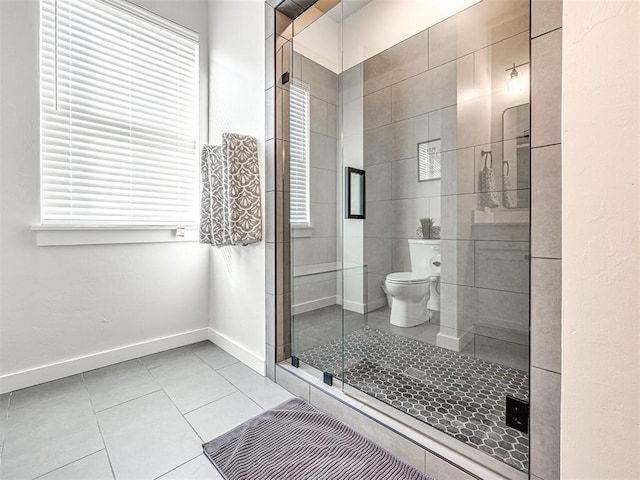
(408, 239, 440, 276)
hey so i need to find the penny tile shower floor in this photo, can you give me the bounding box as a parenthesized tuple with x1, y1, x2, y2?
(299, 326, 530, 472)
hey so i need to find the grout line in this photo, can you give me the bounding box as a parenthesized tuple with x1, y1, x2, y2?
(80, 373, 117, 480)
(94, 389, 161, 414)
(530, 365, 561, 376)
(152, 454, 203, 480)
(531, 142, 561, 150)
(181, 390, 239, 416)
(156, 387, 206, 444)
(530, 26, 562, 41)
(31, 449, 106, 480)
(363, 28, 530, 98)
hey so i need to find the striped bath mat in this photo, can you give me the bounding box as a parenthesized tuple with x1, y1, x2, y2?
(202, 397, 433, 480)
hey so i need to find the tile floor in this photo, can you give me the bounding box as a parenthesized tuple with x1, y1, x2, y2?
(0, 342, 294, 480)
(299, 326, 529, 472)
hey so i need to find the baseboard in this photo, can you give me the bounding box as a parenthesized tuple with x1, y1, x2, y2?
(292, 296, 338, 315)
(436, 330, 475, 352)
(207, 328, 265, 375)
(0, 328, 209, 394)
(343, 299, 366, 314)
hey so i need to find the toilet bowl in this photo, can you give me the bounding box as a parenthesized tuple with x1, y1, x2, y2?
(384, 239, 441, 328)
(385, 273, 433, 327)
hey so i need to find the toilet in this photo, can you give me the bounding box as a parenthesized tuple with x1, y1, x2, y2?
(383, 239, 441, 328)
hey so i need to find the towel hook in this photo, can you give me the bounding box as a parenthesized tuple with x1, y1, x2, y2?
(481, 150, 493, 169)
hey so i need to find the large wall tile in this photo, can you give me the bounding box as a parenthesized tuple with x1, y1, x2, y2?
(440, 147, 475, 196)
(364, 237, 393, 275)
(327, 103, 337, 138)
(363, 87, 392, 130)
(391, 238, 411, 273)
(440, 193, 476, 240)
(343, 97, 363, 137)
(292, 237, 329, 266)
(310, 203, 337, 238)
(530, 367, 561, 480)
(531, 0, 562, 38)
(428, 0, 529, 68)
(266, 87, 275, 141)
(301, 55, 338, 104)
(363, 30, 428, 95)
(367, 273, 387, 306)
(391, 157, 441, 200)
(265, 35, 275, 90)
(475, 334, 529, 371)
(477, 288, 529, 333)
(428, 105, 458, 152)
(439, 283, 478, 336)
(310, 167, 330, 204)
(391, 62, 457, 122)
(363, 124, 393, 166)
(265, 190, 276, 243)
(364, 200, 394, 238)
(310, 95, 329, 135)
(366, 162, 392, 201)
(393, 198, 422, 239)
(342, 63, 363, 103)
(310, 133, 337, 171)
(293, 279, 337, 306)
(475, 240, 530, 294)
(440, 239, 475, 287)
(391, 117, 419, 161)
(531, 144, 561, 258)
(455, 96, 493, 149)
(531, 258, 561, 373)
(531, 28, 562, 147)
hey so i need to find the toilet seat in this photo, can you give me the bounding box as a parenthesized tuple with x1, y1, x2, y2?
(386, 272, 431, 285)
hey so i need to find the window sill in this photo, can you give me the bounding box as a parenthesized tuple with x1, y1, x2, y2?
(291, 225, 313, 238)
(32, 225, 199, 247)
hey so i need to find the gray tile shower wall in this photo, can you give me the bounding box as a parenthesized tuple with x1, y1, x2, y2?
(291, 52, 339, 312)
(359, 0, 531, 355)
(529, 1, 563, 479)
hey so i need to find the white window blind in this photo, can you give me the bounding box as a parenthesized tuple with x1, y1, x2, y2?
(40, 0, 199, 226)
(290, 82, 310, 226)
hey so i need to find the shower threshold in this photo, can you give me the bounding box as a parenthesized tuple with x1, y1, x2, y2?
(298, 326, 529, 473)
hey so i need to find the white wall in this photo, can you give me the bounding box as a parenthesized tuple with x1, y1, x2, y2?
(562, 1, 640, 478)
(0, 0, 211, 394)
(207, 0, 266, 374)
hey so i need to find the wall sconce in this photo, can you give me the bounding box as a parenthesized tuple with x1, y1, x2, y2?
(506, 63, 527, 94)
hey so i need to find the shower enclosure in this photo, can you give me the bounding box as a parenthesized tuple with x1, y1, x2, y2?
(282, 0, 531, 475)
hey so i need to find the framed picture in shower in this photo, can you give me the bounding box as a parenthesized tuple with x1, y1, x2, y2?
(345, 167, 365, 219)
(418, 138, 441, 182)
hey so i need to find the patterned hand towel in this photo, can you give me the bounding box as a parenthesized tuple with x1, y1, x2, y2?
(502, 171, 517, 208)
(223, 133, 262, 245)
(200, 144, 233, 246)
(479, 159, 500, 209)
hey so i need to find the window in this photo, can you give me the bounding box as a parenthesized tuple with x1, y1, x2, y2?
(40, 0, 199, 226)
(289, 82, 310, 226)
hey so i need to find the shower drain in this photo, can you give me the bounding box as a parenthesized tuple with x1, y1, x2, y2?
(404, 367, 428, 380)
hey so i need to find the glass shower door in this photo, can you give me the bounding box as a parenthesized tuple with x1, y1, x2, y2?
(339, 0, 531, 474)
(289, 1, 345, 378)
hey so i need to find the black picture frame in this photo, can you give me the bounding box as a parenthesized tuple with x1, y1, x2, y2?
(345, 167, 365, 219)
